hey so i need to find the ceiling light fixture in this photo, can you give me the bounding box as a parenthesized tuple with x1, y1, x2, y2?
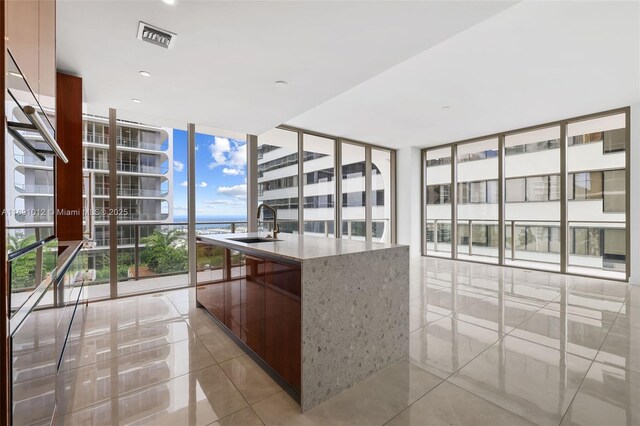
(162, 0, 177, 5)
(139, 71, 151, 77)
(442, 106, 451, 109)
(132, 98, 142, 104)
(274, 80, 288, 87)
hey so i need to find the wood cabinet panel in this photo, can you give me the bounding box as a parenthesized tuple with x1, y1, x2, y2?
(242, 255, 265, 358)
(55, 73, 83, 241)
(224, 278, 242, 337)
(197, 282, 225, 323)
(265, 259, 301, 391)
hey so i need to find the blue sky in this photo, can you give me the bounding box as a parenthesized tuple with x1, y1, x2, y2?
(172, 129, 247, 219)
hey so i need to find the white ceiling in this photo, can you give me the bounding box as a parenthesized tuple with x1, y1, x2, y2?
(287, 1, 640, 148)
(56, 0, 516, 136)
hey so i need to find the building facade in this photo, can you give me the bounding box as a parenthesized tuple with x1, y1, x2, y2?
(257, 127, 393, 243)
(424, 110, 627, 279)
(8, 112, 174, 280)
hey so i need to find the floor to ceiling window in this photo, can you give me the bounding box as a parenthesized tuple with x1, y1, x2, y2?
(567, 112, 627, 278)
(341, 142, 366, 240)
(257, 128, 299, 234)
(423, 108, 629, 280)
(371, 148, 392, 243)
(257, 127, 396, 242)
(456, 138, 499, 263)
(505, 125, 561, 271)
(303, 134, 336, 237)
(424, 147, 452, 257)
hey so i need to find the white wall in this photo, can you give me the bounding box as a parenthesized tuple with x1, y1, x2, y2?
(396, 146, 421, 256)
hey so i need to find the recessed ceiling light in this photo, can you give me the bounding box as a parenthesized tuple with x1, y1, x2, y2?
(442, 106, 451, 109)
(139, 71, 151, 77)
(162, 0, 177, 5)
(274, 80, 288, 87)
(132, 98, 142, 104)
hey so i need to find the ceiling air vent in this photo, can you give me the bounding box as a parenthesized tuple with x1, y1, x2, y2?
(137, 21, 177, 49)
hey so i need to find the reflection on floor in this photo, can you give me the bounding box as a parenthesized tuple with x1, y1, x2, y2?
(15, 257, 639, 425)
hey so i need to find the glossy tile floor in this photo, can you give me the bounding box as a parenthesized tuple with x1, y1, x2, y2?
(39, 257, 639, 425)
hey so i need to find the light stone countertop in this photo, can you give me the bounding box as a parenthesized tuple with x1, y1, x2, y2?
(198, 232, 405, 262)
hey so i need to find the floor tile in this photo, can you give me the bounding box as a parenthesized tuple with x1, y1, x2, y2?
(210, 407, 264, 426)
(198, 326, 247, 363)
(82, 296, 182, 335)
(411, 288, 488, 316)
(509, 307, 612, 360)
(62, 319, 197, 370)
(594, 320, 640, 374)
(53, 365, 247, 426)
(409, 306, 445, 332)
(386, 381, 534, 426)
(219, 355, 282, 404)
(560, 361, 640, 426)
(570, 279, 630, 300)
(452, 295, 543, 335)
(253, 360, 442, 426)
(449, 335, 593, 426)
(410, 316, 499, 379)
(55, 338, 216, 414)
(251, 391, 316, 426)
(545, 290, 624, 323)
(302, 360, 442, 425)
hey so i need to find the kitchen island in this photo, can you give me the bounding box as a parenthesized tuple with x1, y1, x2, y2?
(196, 232, 409, 411)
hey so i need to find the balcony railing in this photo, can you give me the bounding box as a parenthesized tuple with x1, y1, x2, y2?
(15, 214, 55, 223)
(83, 132, 166, 151)
(425, 218, 626, 273)
(92, 222, 249, 285)
(13, 154, 54, 167)
(91, 187, 168, 198)
(84, 161, 168, 174)
(117, 163, 168, 174)
(84, 161, 109, 171)
(117, 188, 169, 197)
(14, 184, 54, 194)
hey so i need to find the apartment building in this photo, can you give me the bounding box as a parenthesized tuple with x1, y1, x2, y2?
(7, 113, 173, 279)
(425, 112, 627, 279)
(257, 127, 393, 243)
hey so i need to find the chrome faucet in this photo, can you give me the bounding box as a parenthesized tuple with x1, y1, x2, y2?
(257, 203, 279, 239)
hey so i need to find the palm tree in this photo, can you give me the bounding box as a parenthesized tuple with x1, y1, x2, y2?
(7, 234, 36, 254)
(140, 230, 188, 274)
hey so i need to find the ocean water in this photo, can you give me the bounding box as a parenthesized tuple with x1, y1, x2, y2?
(173, 215, 247, 223)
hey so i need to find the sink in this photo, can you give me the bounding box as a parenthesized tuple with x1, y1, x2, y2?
(227, 237, 281, 243)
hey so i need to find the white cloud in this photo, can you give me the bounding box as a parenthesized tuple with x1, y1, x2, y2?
(199, 181, 208, 188)
(217, 184, 247, 199)
(195, 144, 200, 151)
(180, 181, 188, 187)
(222, 167, 244, 176)
(207, 137, 246, 172)
(174, 205, 187, 211)
(173, 160, 184, 172)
